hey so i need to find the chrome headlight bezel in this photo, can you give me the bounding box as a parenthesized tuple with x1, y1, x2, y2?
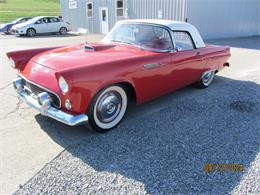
(58, 76, 69, 94)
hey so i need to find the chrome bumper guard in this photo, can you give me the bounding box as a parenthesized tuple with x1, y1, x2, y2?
(13, 77, 88, 126)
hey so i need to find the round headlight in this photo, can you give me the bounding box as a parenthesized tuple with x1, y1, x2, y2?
(58, 76, 69, 94)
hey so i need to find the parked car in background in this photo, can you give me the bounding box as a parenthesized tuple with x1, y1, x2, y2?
(11, 16, 71, 37)
(0, 17, 32, 34)
(8, 20, 230, 132)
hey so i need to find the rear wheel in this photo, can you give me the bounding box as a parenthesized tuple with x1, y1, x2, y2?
(88, 85, 128, 133)
(194, 70, 215, 88)
(59, 27, 67, 35)
(26, 28, 36, 37)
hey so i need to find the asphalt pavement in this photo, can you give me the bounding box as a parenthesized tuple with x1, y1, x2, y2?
(0, 34, 259, 194)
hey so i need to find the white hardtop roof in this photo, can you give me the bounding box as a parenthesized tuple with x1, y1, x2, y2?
(117, 19, 205, 48)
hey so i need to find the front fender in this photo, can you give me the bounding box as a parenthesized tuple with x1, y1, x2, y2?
(61, 74, 136, 115)
(6, 47, 61, 71)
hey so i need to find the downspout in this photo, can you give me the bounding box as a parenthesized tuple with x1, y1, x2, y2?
(125, 0, 128, 19)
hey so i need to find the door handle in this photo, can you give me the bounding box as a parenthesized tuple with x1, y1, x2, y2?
(196, 52, 204, 60)
(143, 63, 161, 69)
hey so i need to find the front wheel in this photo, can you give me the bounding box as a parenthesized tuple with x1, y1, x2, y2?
(5, 28, 11, 34)
(88, 85, 128, 133)
(194, 70, 215, 88)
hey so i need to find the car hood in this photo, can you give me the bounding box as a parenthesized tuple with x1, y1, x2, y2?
(31, 43, 152, 71)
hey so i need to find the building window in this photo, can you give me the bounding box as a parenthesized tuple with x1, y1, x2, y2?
(116, 0, 124, 17)
(87, 2, 93, 17)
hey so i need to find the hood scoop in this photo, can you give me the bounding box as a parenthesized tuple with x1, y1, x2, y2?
(84, 44, 95, 51)
(84, 43, 116, 52)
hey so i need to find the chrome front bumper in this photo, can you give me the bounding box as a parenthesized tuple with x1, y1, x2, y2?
(13, 77, 88, 126)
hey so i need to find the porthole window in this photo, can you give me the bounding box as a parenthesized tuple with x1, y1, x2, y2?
(172, 31, 195, 51)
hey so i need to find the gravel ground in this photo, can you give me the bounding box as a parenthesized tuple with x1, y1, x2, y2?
(14, 69, 260, 194)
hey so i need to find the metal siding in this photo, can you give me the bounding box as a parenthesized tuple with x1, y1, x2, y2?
(61, 0, 259, 38)
(60, 0, 79, 31)
(86, 0, 93, 33)
(128, 0, 187, 21)
(59, 0, 88, 32)
(187, 0, 260, 39)
(77, 0, 87, 30)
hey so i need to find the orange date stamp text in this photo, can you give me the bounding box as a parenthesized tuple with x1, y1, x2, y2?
(203, 163, 244, 173)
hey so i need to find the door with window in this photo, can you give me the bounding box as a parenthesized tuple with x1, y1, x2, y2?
(170, 31, 207, 90)
(99, 7, 109, 34)
(47, 17, 61, 32)
(34, 18, 49, 33)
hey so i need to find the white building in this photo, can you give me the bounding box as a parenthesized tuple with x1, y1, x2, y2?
(60, 0, 260, 39)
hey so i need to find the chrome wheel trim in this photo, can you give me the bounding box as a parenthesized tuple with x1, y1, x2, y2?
(96, 92, 122, 123)
(93, 86, 127, 129)
(202, 70, 214, 86)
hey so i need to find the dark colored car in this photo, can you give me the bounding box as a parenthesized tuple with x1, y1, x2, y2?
(0, 17, 32, 34)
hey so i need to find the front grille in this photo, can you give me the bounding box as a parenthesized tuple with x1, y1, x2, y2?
(21, 78, 61, 108)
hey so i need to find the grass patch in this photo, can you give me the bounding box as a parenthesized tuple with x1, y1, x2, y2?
(0, 0, 60, 23)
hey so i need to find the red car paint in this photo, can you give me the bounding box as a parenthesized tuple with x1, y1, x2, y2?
(7, 42, 230, 115)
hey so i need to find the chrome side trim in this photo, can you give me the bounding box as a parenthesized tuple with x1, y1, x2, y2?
(143, 63, 161, 69)
(13, 77, 88, 126)
(18, 74, 62, 108)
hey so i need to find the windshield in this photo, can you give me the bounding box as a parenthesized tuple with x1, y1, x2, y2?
(20, 17, 41, 25)
(102, 24, 174, 52)
(11, 18, 23, 24)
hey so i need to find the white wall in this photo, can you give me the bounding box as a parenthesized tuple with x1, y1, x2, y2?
(187, 0, 260, 39)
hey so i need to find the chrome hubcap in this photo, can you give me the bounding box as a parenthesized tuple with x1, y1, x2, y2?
(202, 71, 214, 85)
(96, 91, 122, 123)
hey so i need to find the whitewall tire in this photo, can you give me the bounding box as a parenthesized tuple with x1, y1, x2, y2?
(88, 85, 128, 132)
(195, 70, 215, 88)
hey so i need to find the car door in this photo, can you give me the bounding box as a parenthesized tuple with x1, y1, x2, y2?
(131, 26, 177, 102)
(169, 31, 207, 90)
(133, 52, 175, 102)
(47, 17, 60, 33)
(33, 18, 48, 34)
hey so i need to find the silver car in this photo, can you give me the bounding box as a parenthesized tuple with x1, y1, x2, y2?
(11, 16, 71, 37)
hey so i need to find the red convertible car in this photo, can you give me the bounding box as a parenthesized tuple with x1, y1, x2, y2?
(8, 20, 230, 132)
